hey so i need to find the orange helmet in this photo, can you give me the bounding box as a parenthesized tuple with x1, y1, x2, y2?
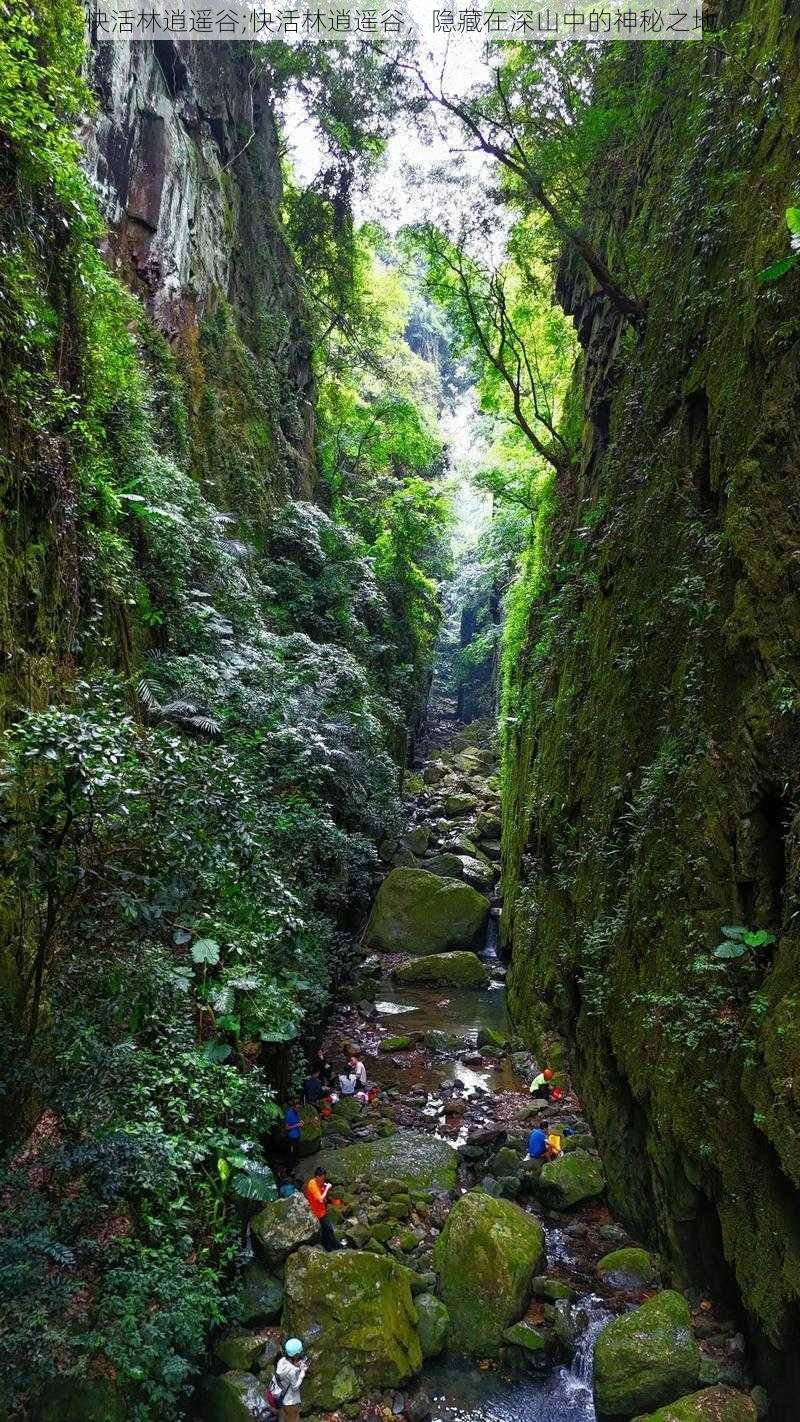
(544, 1069, 554, 1081)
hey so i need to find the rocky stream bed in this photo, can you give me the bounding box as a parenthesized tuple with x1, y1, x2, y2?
(201, 720, 766, 1422)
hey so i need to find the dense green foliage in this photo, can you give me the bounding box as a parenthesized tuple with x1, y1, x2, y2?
(0, 10, 449, 1418)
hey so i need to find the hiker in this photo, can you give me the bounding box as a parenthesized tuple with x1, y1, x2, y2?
(266, 1337, 308, 1420)
(529, 1067, 554, 1101)
(526, 1120, 559, 1162)
(319, 1092, 333, 1121)
(314, 1048, 334, 1088)
(349, 1052, 367, 1090)
(338, 1064, 357, 1096)
(284, 1097, 302, 1172)
(305, 1166, 340, 1251)
(303, 1068, 324, 1105)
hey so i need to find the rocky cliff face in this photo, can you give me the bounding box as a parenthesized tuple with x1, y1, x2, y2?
(502, 5, 800, 1411)
(83, 38, 315, 503)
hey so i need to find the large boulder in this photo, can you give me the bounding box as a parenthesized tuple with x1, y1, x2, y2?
(538, 1149, 605, 1208)
(594, 1290, 702, 1416)
(424, 852, 468, 880)
(312, 1130, 459, 1193)
(365, 868, 490, 955)
(597, 1247, 658, 1291)
(202, 1371, 271, 1420)
(213, 1327, 275, 1371)
(633, 1386, 758, 1421)
(415, 1292, 450, 1358)
(432, 1190, 546, 1355)
(282, 1247, 422, 1409)
(393, 951, 489, 989)
(233, 1263, 283, 1324)
(250, 1192, 318, 1269)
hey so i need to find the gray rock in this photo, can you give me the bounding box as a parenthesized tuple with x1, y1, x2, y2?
(250, 1193, 318, 1269)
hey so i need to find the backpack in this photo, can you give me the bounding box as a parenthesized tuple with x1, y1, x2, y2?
(265, 1370, 285, 1411)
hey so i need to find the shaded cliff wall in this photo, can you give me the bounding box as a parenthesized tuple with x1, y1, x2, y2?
(503, 4, 800, 1410)
(0, 21, 314, 722)
(82, 38, 315, 507)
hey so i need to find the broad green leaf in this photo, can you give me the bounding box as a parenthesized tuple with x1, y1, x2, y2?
(231, 1171, 279, 1202)
(714, 942, 748, 959)
(201, 1039, 231, 1062)
(259, 1025, 297, 1043)
(756, 254, 800, 285)
(743, 929, 775, 948)
(721, 925, 746, 939)
(191, 937, 221, 966)
(217, 1156, 231, 1183)
(786, 207, 800, 235)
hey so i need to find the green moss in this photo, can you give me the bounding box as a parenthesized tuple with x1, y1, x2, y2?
(282, 1248, 422, 1410)
(393, 951, 489, 988)
(432, 1190, 546, 1356)
(593, 1291, 701, 1416)
(500, 0, 800, 1368)
(596, 1247, 657, 1290)
(365, 867, 490, 955)
(634, 1386, 757, 1422)
(312, 1131, 459, 1193)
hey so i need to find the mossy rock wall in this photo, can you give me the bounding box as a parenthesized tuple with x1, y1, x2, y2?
(501, 5, 800, 1413)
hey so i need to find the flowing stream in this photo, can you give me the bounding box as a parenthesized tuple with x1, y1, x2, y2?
(370, 924, 616, 1421)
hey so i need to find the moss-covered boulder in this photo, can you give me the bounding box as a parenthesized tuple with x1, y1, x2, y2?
(312, 1130, 459, 1193)
(432, 1190, 546, 1355)
(594, 1290, 702, 1416)
(213, 1327, 275, 1371)
(425, 852, 470, 880)
(597, 1247, 657, 1291)
(234, 1263, 283, 1324)
(330, 1096, 363, 1124)
(477, 1025, 507, 1049)
(404, 825, 431, 855)
(297, 1105, 321, 1157)
(415, 1292, 450, 1358)
(380, 1033, 414, 1051)
(365, 868, 490, 955)
(250, 1192, 318, 1269)
(202, 1371, 270, 1421)
(393, 952, 489, 988)
(445, 792, 477, 817)
(282, 1247, 422, 1409)
(538, 1149, 605, 1208)
(633, 1386, 758, 1422)
(503, 1321, 549, 1354)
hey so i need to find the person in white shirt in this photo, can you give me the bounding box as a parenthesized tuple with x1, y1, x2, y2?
(269, 1338, 307, 1421)
(349, 1053, 367, 1090)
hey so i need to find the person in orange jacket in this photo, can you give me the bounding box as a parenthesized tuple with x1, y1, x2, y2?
(304, 1167, 340, 1251)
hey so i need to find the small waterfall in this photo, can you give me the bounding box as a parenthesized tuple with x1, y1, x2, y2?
(483, 912, 499, 961)
(569, 1296, 613, 1390)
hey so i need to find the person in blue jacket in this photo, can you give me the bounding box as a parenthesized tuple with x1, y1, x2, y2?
(526, 1120, 558, 1161)
(284, 1097, 302, 1173)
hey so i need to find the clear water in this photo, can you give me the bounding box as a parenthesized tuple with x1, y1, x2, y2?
(373, 977, 509, 1042)
(425, 1298, 612, 1421)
